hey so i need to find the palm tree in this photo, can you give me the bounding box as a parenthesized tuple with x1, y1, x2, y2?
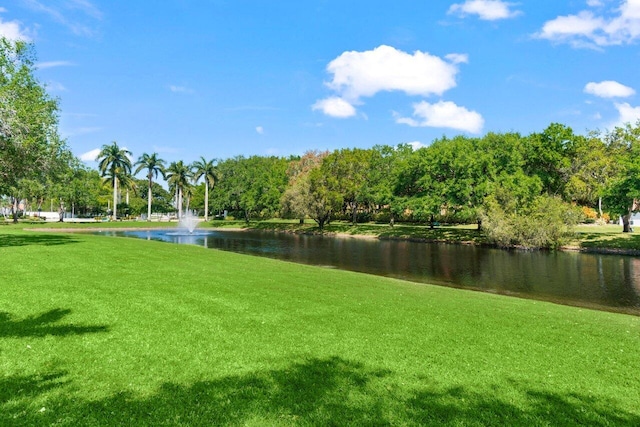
(165, 160, 192, 219)
(134, 153, 166, 221)
(97, 142, 132, 221)
(192, 157, 219, 221)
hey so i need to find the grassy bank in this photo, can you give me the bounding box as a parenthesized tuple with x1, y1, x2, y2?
(1, 228, 639, 425)
(205, 219, 640, 253)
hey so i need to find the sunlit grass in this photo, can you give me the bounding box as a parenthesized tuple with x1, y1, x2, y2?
(1, 228, 639, 425)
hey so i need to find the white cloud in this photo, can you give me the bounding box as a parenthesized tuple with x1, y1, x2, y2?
(37, 61, 74, 69)
(22, 0, 102, 37)
(615, 102, 640, 125)
(312, 97, 357, 118)
(395, 100, 484, 133)
(255, 126, 264, 134)
(407, 141, 427, 150)
(46, 81, 67, 92)
(79, 148, 101, 162)
(445, 53, 469, 64)
(587, 0, 604, 6)
(324, 45, 462, 101)
(0, 12, 32, 41)
(448, 0, 522, 20)
(169, 85, 194, 94)
(537, 0, 640, 47)
(584, 80, 636, 98)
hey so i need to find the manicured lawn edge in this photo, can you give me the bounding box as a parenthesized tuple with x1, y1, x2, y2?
(1, 228, 639, 425)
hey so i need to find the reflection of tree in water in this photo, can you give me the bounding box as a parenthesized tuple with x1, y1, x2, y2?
(606, 257, 640, 309)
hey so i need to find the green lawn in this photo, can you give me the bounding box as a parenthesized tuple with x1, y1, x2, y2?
(1, 227, 639, 425)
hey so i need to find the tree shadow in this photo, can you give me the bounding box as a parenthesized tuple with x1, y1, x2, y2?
(3, 357, 638, 426)
(0, 371, 68, 405)
(579, 233, 640, 252)
(407, 383, 640, 426)
(0, 233, 80, 248)
(0, 309, 109, 338)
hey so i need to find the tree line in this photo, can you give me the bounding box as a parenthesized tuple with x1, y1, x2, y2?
(3, 37, 640, 248)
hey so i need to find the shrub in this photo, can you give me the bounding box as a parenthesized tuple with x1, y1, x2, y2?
(481, 195, 584, 250)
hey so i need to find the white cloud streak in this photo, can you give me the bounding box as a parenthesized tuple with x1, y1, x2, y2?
(448, 0, 522, 21)
(22, 0, 102, 37)
(37, 61, 75, 69)
(584, 80, 636, 98)
(537, 0, 640, 48)
(395, 101, 485, 134)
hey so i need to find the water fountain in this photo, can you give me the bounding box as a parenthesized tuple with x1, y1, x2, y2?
(177, 210, 200, 234)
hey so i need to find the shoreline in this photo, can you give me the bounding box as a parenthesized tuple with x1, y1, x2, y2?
(24, 224, 640, 256)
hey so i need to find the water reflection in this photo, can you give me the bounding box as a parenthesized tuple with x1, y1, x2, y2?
(102, 229, 640, 315)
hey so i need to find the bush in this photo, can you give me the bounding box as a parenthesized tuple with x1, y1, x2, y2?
(481, 195, 584, 250)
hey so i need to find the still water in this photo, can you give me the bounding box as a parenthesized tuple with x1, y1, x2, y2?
(102, 229, 640, 315)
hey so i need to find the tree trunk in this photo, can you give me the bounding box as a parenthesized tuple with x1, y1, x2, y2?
(299, 218, 304, 224)
(598, 197, 603, 218)
(204, 185, 209, 222)
(477, 218, 482, 231)
(113, 178, 118, 221)
(430, 214, 435, 229)
(352, 202, 357, 225)
(11, 197, 18, 223)
(147, 178, 152, 221)
(317, 215, 326, 231)
(389, 213, 395, 228)
(58, 198, 64, 222)
(622, 211, 632, 233)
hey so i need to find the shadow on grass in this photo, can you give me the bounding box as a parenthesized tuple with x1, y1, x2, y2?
(3, 357, 638, 426)
(0, 309, 109, 338)
(407, 384, 639, 426)
(0, 233, 80, 248)
(0, 371, 68, 405)
(579, 232, 640, 251)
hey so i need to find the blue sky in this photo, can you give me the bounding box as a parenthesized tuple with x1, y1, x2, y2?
(2, 0, 640, 168)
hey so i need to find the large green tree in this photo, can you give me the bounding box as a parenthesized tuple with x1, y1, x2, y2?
(321, 148, 371, 225)
(0, 37, 70, 222)
(134, 152, 166, 221)
(97, 141, 132, 221)
(211, 156, 288, 222)
(602, 122, 640, 232)
(281, 150, 328, 223)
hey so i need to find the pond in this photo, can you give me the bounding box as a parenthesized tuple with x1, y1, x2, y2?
(99, 229, 640, 316)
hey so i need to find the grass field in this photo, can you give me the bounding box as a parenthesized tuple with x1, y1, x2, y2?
(1, 226, 640, 425)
